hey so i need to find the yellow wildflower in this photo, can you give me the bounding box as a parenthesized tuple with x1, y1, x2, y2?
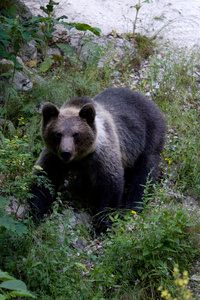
(165, 158, 171, 165)
(173, 266, 179, 275)
(161, 290, 171, 299)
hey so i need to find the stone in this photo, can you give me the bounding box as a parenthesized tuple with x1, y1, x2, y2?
(19, 40, 38, 62)
(47, 47, 62, 58)
(11, 71, 33, 91)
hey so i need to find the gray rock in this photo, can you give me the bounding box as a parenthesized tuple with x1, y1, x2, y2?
(19, 40, 38, 62)
(11, 71, 33, 91)
(70, 33, 135, 66)
(6, 196, 26, 219)
(191, 275, 200, 282)
(47, 47, 62, 58)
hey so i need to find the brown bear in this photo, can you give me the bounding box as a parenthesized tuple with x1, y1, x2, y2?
(29, 87, 165, 229)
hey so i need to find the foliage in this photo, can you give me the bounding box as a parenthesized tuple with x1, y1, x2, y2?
(0, 196, 28, 236)
(0, 270, 36, 299)
(158, 265, 193, 300)
(0, 134, 33, 201)
(0, 0, 100, 126)
(0, 1, 200, 299)
(30, 0, 100, 61)
(93, 203, 197, 299)
(130, 0, 152, 36)
(0, 9, 39, 129)
(0, 10, 38, 66)
(142, 49, 200, 198)
(15, 203, 93, 299)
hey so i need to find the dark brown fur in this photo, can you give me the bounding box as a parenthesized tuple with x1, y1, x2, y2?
(29, 88, 165, 230)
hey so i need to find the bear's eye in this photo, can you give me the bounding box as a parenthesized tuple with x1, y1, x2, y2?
(54, 132, 62, 141)
(72, 132, 80, 142)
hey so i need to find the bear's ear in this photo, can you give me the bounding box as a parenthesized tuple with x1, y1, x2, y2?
(79, 104, 96, 124)
(42, 102, 59, 125)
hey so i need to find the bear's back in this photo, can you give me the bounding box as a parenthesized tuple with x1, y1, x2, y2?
(61, 96, 93, 110)
(94, 87, 165, 165)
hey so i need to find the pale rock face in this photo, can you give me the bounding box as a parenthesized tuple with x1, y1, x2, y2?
(21, 0, 200, 49)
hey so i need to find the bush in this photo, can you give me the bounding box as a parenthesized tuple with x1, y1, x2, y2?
(90, 203, 198, 298)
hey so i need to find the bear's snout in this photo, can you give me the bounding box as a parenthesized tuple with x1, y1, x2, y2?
(60, 150, 72, 162)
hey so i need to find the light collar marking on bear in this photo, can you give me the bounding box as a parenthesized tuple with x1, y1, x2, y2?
(95, 114, 106, 146)
(94, 106, 121, 160)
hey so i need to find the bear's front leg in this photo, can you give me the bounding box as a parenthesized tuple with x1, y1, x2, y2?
(28, 148, 67, 222)
(87, 153, 124, 232)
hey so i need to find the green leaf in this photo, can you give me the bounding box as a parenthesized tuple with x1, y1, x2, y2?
(34, 165, 43, 171)
(162, 247, 176, 252)
(0, 45, 6, 58)
(0, 294, 6, 300)
(46, 5, 54, 13)
(0, 196, 10, 209)
(0, 73, 12, 78)
(0, 279, 26, 290)
(57, 15, 68, 21)
(39, 58, 52, 72)
(60, 22, 101, 35)
(0, 270, 14, 281)
(74, 262, 88, 272)
(142, 249, 150, 256)
(40, 6, 49, 15)
(75, 23, 101, 36)
(14, 222, 28, 235)
(0, 213, 28, 235)
(43, 29, 53, 39)
(56, 43, 74, 54)
(0, 30, 11, 41)
(8, 290, 36, 298)
(31, 262, 42, 268)
(57, 22, 75, 31)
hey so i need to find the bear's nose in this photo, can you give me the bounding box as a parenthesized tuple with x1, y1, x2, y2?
(61, 150, 72, 162)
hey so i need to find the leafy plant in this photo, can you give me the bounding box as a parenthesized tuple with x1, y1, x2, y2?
(0, 1, 101, 121)
(0, 196, 27, 236)
(130, 0, 152, 36)
(32, 0, 100, 63)
(143, 49, 200, 198)
(93, 203, 198, 298)
(18, 202, 92, 298)
(0, 135, 33, 202)
(158, 265, 193, 299)
(0, 10, 38, 129)
(0, 270, 36, 299)
(0, 2, 200, 298)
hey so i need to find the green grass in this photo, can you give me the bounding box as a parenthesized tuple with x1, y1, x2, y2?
(0, 36, 200, 299)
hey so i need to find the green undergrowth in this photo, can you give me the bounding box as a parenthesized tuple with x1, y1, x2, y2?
(0, 13, 200, 298)
(146, 48, 200, 199)
(1, 199, 199, 299)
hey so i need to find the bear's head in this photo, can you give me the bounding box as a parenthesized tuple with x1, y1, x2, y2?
(41, 102, 97, 163)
